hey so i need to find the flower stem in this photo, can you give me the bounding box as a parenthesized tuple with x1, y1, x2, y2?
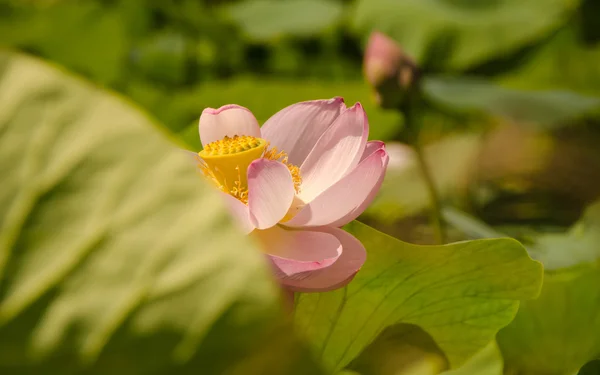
(401, 105, 446, 244)
(281, 287, 295, 314)
(413, 140, 446, 244)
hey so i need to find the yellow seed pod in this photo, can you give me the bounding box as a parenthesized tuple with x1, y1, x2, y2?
(199, 135, 268, 192)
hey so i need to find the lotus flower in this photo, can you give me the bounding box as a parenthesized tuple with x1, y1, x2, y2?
(193, 98, 389, 292)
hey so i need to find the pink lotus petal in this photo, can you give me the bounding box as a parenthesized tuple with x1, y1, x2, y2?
(298, 103, 369, 202)
(360, 140, 385, 162)
(260, 97, 346, 166)
(199, 105, 261, 147)
(285, 145, 388, 228)
(255, 226, 342, 277)
(281, 227, 367, 292)
(221, 192, 254, 234)
(248, 159, 295, 230)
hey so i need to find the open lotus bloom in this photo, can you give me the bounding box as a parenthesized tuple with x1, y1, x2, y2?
(193, 98, 389, 292)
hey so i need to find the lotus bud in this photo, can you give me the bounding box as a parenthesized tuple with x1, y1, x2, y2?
(363, 31, 420, 109)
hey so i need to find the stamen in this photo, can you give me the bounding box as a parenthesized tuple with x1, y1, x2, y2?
(202, 135, 265, 156)
(262, 143, 302, 194)
(197, 135, 302, 205)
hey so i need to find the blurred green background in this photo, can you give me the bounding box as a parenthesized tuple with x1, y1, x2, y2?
(2, 0, 599, 154)
(1, 0, 593, 152)
(1, 0, 600, 374)
(2, 0, 599, 174)
(1, 0, 400, 148)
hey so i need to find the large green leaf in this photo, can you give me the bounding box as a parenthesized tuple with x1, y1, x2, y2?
(497, 203, 600, 375)
(225, 0, 344, 41)
(445, 202, 600, 271)
(352, 0, 575, 70)
(498, 265, 600, 375)
(442, 341, 503, 375)
(0, 51, 324, 374)
(346, 324, 448, 375)
(447, 202, 600, 374)
(423, 76, 600, 128)
(294, 221, 543, 373)
(342, 326, 502, 375)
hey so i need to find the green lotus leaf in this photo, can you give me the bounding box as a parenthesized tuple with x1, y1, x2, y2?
(0, 50, 323, 375)
(294, 221, 543, 373)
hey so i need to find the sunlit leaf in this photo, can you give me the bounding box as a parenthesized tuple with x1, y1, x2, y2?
(294, 221, 543, 373)
(445, 200, 600, 271)
(442, 341, 503, 375)
(423, 76, 600, 128)
(0, 51, 323, 375)
(485, 202, 600, 374)
(226, 0, 344, 41)
(497, 264, 600, 375)
(352, 0, 576, 70)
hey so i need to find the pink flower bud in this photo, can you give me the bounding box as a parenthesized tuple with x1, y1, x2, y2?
(363, 31, 404, 88)
(363, 31, 420, 109)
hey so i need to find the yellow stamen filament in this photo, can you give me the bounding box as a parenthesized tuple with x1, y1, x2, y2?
(263, 146, 302, 193)
(197, 135, 302, 204)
